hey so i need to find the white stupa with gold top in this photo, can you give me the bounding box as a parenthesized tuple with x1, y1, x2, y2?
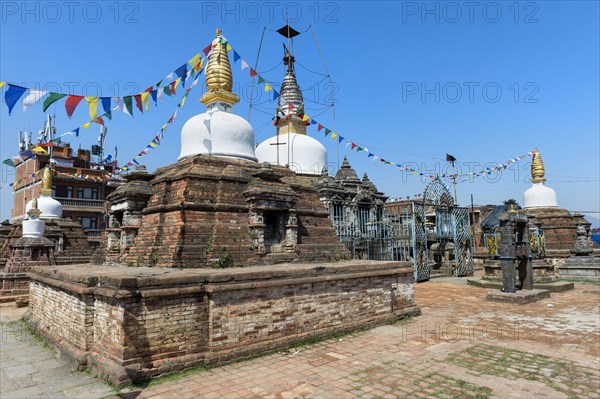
(523, 149, 558, 208)
(255, 48, 327, 175)
(178, 29, 257, 162)
(25, 166, 63, 219)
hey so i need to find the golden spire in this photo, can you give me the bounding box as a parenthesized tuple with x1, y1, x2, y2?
(531, 148, 546, 183)
(201, 28, 239, 105)
(27, 198, 42, 217)
(41, 166, 53, 195)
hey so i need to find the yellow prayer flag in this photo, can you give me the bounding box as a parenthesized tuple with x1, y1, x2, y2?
(264, 84, 272, 92)
(149, 142, 158, 148)
(31, 145, 47, 154)
(302, 114, 310, 122)
(162, 124, 168, 131)
(0, 82, 6, 89)
(226, 43, 232, 52)
(173, 77, 182, 91)
(330, 132, 338, 140)
(179, 96, 187, 107)
(188, 53, 201, 68)
(85, 96, 98, 121)
(82, 122, 91, 128)
(141, 92, 150, 111)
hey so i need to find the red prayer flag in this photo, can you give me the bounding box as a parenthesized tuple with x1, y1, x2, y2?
(134, 94, 143, 113)
(249, 68, 257, 77)
(65, 95, 84, 118)
(317, 124, 324, 131)
(203, 44, 211, 55)
(95, 116, 105, 126)
(351, 143, 357, 150)
(170, 81, 177, 95)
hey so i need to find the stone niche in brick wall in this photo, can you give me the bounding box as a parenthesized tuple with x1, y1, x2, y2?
(27, 261, 418, 386)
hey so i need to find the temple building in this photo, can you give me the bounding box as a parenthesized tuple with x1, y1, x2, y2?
(475, 149, 597, 262)
(522, 149, 593, 258)
(21, 29, 419, 387)
(104, 29, 348, 267)
(255, 47, 327, 175)
(11, 139, 118, 248)
(0, 166, 92, 301)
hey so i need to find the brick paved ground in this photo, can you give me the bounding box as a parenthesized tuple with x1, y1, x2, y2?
(2, 274, 599, 399)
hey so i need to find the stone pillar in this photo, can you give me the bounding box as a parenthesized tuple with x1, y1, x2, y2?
(499, 212, 517, 293)
(284, 209, 298, 252)
(249, 210, 266, 255)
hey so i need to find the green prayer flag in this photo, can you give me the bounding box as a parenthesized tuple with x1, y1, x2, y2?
(356, 146, 363, 152)
(257, 76, 265, 85)
(42, 93, 67, 112)
(324, 128, 331, 135)
(123, 96, 133, 116)
(2, 159, 15, 167)
(164, 86, 172, 97)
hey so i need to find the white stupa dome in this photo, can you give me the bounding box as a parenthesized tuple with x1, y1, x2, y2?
(177, 30, 256, 163)
(25, 194, 62, 219)
(523, 149, 558, 209)
(256, 133, 327, 175)
(524, 183, 558, 209)
(178, 102, 257, 162)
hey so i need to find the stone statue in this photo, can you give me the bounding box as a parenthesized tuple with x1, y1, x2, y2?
(571, 224, 593, 256)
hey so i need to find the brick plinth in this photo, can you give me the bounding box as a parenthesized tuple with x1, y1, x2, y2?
(525, 208, 580, 258)
(118, 156, 350, 267)
(27, 261, 417, 386)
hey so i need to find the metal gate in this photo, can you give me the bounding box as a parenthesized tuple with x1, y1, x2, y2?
(452, 207, 474, 276)
(411, 202, 429, 281)
(325, 177, 474, 281)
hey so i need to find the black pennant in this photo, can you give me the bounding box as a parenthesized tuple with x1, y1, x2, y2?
(277, 24, 301, 38)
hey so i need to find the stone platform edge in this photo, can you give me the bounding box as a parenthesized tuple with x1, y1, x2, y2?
(26, 260, 418, 387)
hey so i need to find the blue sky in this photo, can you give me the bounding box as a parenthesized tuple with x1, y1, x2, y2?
(1, 1, 599, 225)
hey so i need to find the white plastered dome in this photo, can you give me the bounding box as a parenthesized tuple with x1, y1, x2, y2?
(523, 183, 558, 209)
(256, 133, 327, 175)
(178, 102, 257, 162)
(25, 194, 62, 219)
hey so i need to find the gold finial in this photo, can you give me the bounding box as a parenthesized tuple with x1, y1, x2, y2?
(41, 166, 53, 195)
(531, 148, 546, 183)
(205, 28, 233, 92)
(200, 28, 239, 105)
(216, 28, 222, 37)
(27, 198, 42, 217)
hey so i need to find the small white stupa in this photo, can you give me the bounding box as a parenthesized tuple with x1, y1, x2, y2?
(22, 198, 45, 238)
(523, 149, 558, 209)
(178, 29, 257, 162)
(255, 47, 327, 175)
(25, 166, 63, 219)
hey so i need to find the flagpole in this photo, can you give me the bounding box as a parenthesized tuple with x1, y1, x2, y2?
(453, 166, 458, 205)
(248, 26, 266, 122)
(310, 26, 339, 168)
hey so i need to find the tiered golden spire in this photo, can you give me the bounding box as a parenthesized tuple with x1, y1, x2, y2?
(41, 166, 53, 195)
(27, 198, 42, 217)
(531, 148, 546, 183)
(201, 28, 239, 105)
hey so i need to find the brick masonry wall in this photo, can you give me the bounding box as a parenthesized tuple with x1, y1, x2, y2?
(207, 274, 412, 353)
(27, 261, 417, 386)
(0, 273, 29, 298)
(28, 281, 94, 353)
